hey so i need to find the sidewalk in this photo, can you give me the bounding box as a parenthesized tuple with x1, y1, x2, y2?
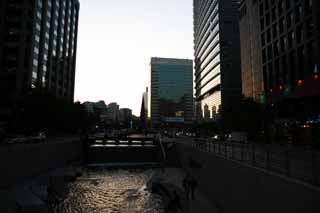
(154, 168, 219, 213)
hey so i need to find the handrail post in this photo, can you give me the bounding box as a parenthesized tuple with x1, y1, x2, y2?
(241, 143, 244, 161)
(312, 151, 318, 186)
(252, 144, 255, 166)
(231, 143, 234, 159)
(225, 142, 227, 158)
(285, 148, 290, 177)
(266, 144, 270, 170)
(128, 138, 132, 145)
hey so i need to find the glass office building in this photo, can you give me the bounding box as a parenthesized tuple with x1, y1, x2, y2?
(150, 57, 194, 126)
(0, 0, 80, 106)
(193, 0, 242, 120)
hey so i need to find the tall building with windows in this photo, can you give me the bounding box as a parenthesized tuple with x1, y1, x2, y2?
(0, 0, 80, 111)
(239, 0, 264, 101)
(239, 0, 320, 107)
(193, 0, 242, 121)
(150, 57, 193, 126)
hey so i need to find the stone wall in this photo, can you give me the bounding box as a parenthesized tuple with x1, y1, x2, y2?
(0, 140, 83, 189)
(176, 142, 320, 213)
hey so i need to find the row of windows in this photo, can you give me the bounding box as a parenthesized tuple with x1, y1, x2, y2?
(260, 3, 313, 32)
(259, 0, 313, 17)
(194, 0, 218, 44)
(263, 41, 317, 89)
(262, 24, 316, 64)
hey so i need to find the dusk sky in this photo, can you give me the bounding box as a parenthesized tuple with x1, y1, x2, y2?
(74, 0, 194, 115)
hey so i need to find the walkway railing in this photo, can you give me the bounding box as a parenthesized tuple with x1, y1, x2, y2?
(189, 138, 320, 187)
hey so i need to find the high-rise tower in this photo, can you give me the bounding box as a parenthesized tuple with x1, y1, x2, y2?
(193, 0, 242, 120)
(150, 57, 194, 126)
(0, 0, 80, 110)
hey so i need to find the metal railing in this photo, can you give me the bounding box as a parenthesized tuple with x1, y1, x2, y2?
(190, 138, 320, 187)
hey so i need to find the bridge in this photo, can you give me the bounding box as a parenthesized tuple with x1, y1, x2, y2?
(84, 135, 166, 167)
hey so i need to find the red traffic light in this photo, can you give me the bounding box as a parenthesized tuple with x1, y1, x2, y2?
(269, 88, 273, 93)
(279, 85, 283, 91)
(297, 79, 303, 86)
(314, 74, 319, 80)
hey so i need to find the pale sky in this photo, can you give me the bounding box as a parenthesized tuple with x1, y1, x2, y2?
(74, 0, 194, 115)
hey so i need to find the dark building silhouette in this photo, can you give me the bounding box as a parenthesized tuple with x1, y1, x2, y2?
(193, 0, 242, 121)
(140, 87, 148, 128)
(239, 0, 320, 104)
(0, 0, 80, 116)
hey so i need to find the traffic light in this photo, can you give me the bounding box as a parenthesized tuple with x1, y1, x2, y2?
(297, 79, 303, 87)
(314, 74, 319, 80)
(284, 84, 291, 96)
(279, 85, 283, 91)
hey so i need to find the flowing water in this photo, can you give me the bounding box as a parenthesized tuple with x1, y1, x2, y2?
(51, 169, 164, 213)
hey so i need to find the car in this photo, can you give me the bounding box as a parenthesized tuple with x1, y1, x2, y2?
(29, 132, 46, 143)
(5, 136, 29, 144)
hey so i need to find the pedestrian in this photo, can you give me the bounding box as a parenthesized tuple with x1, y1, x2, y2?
(182, 175, 190, 200)
(189, 176, 197, 200)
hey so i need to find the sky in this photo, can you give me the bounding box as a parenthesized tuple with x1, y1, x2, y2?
(74, 0, 194, 115)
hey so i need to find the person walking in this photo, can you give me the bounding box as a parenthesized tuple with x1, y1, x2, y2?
(182, 175, 190, 200)
(189, 176, 197, 200)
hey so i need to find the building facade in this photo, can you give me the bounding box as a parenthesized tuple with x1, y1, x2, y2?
(239, 0, 320, 105)
(150, 57, 194, 126)
(193, 0, 242, 121)
(239, 0, 264, 101)
(0, 0, 80, 111)
(119, 108, 132, 127)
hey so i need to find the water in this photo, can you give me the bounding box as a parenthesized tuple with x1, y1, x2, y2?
(52, 169, 164, 213)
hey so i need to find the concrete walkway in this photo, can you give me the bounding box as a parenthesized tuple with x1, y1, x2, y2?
(154, 168, 219, 213)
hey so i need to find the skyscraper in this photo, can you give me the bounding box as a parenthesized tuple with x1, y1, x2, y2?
(239, 0, 320, 105)
(0, 0, 80, 110)
(150, 57, 193, 126)
(140, 87, 148, 128)
(239, 0, 264, 101)
(193, 0, 242, 120)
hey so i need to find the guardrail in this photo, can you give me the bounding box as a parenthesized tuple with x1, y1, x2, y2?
(190, 138, 320, 186)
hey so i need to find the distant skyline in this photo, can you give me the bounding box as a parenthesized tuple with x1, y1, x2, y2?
(75, 0, 194, 115)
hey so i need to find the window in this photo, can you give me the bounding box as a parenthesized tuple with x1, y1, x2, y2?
(267, 28, 271, 42)
(288, 31, 294, 48)
(260, 18, 265, 31)
(295, 5, 302, 23)
(273, 41, 279, 56)
(266, 12, 270, 26)
(296, 25, 302, 43)
(272, 24, 277, 38)
(279, 18, 285, 34)
(262, 48, 267, 63)
(267, 45, 272, 60)
(278, 0, 284, 15)
(286, 12, 293, 28)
